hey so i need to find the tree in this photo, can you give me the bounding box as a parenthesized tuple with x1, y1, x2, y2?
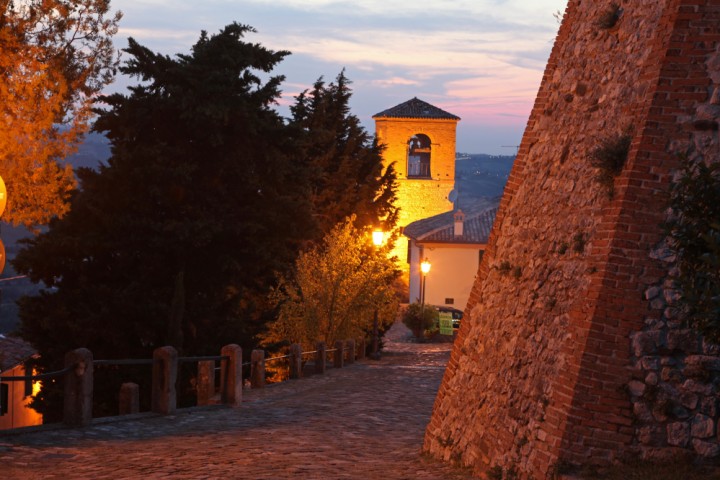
(13, 23, 314, 420)
(290, 71, 399, 238)
(264, 215, 399, 351)
(0, 0, 121, 228)
(666, 157, 720, 342)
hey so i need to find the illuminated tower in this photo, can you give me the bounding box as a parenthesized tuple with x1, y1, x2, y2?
(373, 97, 460, 279)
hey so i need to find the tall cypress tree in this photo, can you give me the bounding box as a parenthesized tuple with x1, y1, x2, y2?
(13, 23, 314, 419)
(290, 71, 398, 237)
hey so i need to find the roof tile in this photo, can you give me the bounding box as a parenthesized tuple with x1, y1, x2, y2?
(373, 97, 460, 120)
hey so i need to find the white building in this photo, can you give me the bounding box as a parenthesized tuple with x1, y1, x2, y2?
(404, 198, 499, 311)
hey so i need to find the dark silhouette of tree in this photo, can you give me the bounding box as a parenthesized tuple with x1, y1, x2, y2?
(13, 23, 314, 420)
(290, 71, 398, 238)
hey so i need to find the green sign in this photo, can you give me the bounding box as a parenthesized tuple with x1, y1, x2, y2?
(439, 312, 454, 335)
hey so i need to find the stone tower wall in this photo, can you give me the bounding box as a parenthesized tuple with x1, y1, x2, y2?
(375, 117, 457, 271)
(424, 0, 720, 478)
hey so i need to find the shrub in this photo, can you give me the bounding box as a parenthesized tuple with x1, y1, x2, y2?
(401, 302, 439, 339)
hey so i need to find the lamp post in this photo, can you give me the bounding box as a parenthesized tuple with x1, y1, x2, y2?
(420, 258, 431, 339)
(371, 229, 384, 360)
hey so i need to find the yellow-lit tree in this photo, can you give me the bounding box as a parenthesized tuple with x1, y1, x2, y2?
(0, 0, 121, 228)
(265, 215, 399, 351)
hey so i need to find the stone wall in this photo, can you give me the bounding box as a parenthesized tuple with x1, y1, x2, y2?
(424, 1, 720, 478)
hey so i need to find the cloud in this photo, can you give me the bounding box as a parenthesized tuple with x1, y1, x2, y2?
(370, 77, 421, 88)
(108, 0, 569, 153)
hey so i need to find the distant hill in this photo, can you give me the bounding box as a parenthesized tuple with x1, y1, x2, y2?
(455, 153, 515, 202)
(63, 131, 111, 170)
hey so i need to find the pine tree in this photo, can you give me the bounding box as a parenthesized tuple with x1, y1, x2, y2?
(0, 0, 121, 228)
(14, 23, 314, 420)
(290, 71, 398, 237)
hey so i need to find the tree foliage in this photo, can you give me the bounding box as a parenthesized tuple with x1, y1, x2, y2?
(13, 23, 314, 419)
(666, 157, 720, 342)
(0, 0, 121, 228)
(290, 71, 398, 238)
(264, 215, 399, 351)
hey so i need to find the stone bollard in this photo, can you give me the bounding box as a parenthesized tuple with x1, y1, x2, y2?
(346, 339, 356, 365)
(289, 343, 302, 380)
(334, 340, 344, 369)
(315, 341, 326, 375)
(152, 346, 178, 415)
(250, 349, 265, 388)
(119, 382, 139, 415)
(63, 348, 93, 426)
(197, 360, 215, 406)
(220, 344, 242, 407)
(357, 337, 366, 360)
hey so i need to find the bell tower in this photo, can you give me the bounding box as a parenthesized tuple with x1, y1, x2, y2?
(373, 97, 460, 277)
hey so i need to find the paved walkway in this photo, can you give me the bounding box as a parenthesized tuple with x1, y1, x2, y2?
(1, 323, 474, 479)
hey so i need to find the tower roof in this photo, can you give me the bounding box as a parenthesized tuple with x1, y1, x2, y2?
(373, 97, 460, 121)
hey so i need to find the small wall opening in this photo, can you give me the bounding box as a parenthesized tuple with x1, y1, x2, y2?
(407, 134, 431, 178)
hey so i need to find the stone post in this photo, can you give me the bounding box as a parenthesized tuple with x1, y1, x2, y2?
(334, 340, 344, 369)
(289, 343, 302, 380)
(346, 339, 356, 365)
(357, 337, 366, 360)
(315, 341, 326, 375)
(220, 344, 242, 407)
(152, 346, 177, 415)
(197, 360, 215, 406)
(63, 348, 93, 427)
(250, 349, 265, 388)
(119, 382, 139, 415)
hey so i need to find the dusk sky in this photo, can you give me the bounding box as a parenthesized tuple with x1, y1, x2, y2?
(108, 0, 569, 154)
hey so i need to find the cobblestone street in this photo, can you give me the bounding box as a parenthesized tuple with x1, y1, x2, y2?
(1, 323, 474, 479)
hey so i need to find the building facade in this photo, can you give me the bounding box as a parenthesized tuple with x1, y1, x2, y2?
(404, 198, 498, 311)
(0, 335, 42, 430)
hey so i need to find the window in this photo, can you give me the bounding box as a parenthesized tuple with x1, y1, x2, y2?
(407, 134, 431, 178)
(445, 298, 454, 305)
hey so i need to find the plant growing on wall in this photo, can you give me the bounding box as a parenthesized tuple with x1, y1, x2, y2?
(596, 3, 622, 29)
(588, 132, 632, 198)
(666, 157, 720, 342)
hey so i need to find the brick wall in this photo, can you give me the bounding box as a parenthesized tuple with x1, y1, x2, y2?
(424, 0, 720, 477)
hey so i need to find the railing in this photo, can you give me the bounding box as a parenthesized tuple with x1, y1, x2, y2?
(407, 160, 431, 178)
(0, 338, 365, 428)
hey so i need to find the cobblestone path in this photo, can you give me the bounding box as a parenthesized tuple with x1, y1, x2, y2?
(1, 323, 474, 479)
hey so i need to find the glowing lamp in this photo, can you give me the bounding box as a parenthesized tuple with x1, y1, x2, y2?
(421, 258, 431, 274)
(372, 229, 384, 247)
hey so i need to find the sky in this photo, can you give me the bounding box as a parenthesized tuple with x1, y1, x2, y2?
(107, 0, 569, 154)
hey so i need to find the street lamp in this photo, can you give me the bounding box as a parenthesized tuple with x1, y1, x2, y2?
(371, 229, 384, 360)
(372, 230, 384, 247)
(420, 258, 431, 339)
